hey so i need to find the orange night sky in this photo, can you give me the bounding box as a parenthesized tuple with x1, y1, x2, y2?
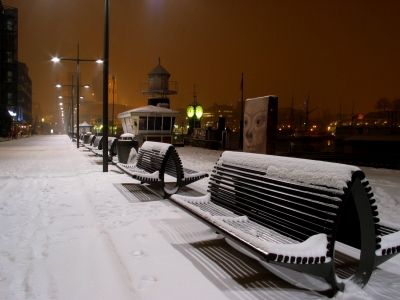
(4, 0, 400, 117)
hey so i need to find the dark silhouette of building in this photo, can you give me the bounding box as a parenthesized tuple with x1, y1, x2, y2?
(17, 62, 32, 124)
(0, 2, 32, 130)
(0, 1, 18, 119)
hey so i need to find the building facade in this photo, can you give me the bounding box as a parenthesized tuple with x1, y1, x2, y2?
(17, 62, 32, 124)
(1, 3, 32, 130)
(0, 2, 18, 119)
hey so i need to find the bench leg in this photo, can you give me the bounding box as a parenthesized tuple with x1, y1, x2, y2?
(270, 259, 344, 296)
(163, 185, 180, 199)
(346, 179, 377, 287)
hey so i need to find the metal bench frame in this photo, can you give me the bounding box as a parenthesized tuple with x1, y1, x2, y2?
(117, 141, 208, 198)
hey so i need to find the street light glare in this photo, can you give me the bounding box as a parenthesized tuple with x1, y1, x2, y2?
(51, 57, 61, 62)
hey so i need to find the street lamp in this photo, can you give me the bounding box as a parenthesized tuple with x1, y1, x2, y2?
(58, 100, 71, 133)
(103, 0, 110, 172)
(57, 82, 90, 138)
(56, 75, 75, 138)
(52, 43, 102, 148)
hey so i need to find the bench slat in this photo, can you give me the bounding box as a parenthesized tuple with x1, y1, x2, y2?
(210, 171, 342, 213)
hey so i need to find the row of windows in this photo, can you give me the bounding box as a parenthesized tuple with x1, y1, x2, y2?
(138, 116, 175, 131)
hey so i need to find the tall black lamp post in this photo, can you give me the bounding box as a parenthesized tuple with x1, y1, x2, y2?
(103, 0, 110, 172)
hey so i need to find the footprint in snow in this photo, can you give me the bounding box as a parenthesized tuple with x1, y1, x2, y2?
(132, 233, 147, 239)
(149, 204, 162, 209)
(106, 220, 134, 230)
(137, 275, 156, 290)
(130, 250, 144, 260)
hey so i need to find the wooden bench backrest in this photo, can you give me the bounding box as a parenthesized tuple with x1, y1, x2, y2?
(209, 151, 380, 257)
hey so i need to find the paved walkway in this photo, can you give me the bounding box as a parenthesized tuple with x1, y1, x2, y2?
(0, 135, 399, 300)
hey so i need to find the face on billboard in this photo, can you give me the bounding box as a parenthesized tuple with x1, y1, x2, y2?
(244, 98, 268, 154)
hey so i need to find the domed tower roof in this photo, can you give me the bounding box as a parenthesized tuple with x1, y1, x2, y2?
(148, 57, 170, 77)
(141, 58, 178, 99)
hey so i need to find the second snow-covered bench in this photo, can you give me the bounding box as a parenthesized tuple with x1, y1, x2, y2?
(117, 141, 208, 198)
(169, 151, 400, 296)
(92, 137, 117, 161)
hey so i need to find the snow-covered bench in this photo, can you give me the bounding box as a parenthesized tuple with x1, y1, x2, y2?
(92, 137, 117, 161)
(117, 141, 208, 198)
(82, 134, 96, 148)
(85, 136, 102, 151)
(169, 151, 400, 296)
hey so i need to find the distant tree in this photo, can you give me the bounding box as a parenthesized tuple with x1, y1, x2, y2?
(374, 97, 392, 112)
(392, 98, 400, 127)
(392, 98, 400, 111)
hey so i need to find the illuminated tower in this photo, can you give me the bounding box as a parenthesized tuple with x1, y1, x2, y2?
(141, 58, 177, 108)
(186, 84, 203, 132)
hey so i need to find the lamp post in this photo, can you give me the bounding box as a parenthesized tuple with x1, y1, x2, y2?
(111, 75, 115, 136)
(103, 0, 110, 172)
(58, 101, 72, 134)
(56, 82, 89, 138)
(56, 75, 75, 138)
(52, 43, 103, 148)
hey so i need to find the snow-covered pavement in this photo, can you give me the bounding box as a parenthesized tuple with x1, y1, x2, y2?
(0, 135, 399, 299)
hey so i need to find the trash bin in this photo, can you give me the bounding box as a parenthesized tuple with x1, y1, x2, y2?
(83, 132, 92, 144)
(117, 133, 139, 164)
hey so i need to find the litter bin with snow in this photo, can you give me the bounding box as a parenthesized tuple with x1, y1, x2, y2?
(117, 133, 139, 164)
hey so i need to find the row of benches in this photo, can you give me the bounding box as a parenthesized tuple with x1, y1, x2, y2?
(108, 140, 400, 295)
(80, 134, 118, 161)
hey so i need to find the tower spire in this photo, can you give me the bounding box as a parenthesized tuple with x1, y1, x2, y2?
(191, 84, 198, 104)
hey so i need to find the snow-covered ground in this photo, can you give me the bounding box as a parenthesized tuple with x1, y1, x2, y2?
(0, 135, 399, 299)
